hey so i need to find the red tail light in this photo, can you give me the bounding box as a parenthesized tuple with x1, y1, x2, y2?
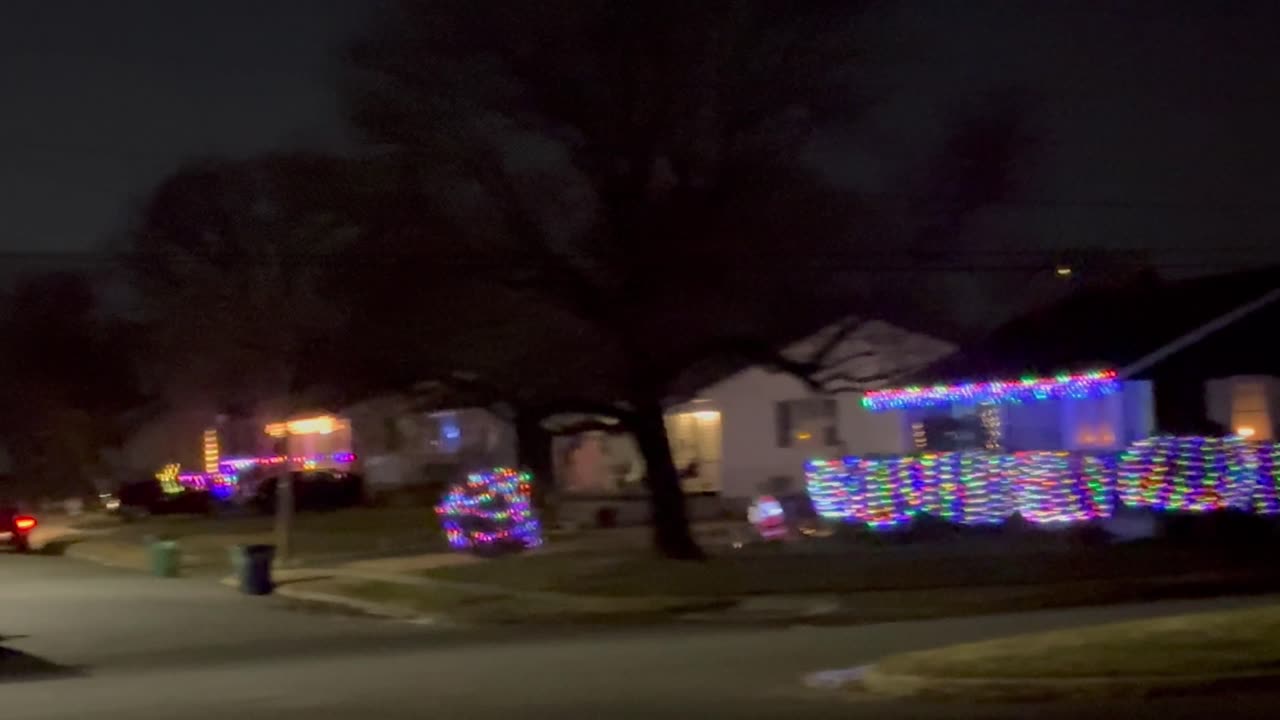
(14, 516, 36, 532)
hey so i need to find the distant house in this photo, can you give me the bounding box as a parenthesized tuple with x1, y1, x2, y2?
(860, 268, 1280, 451)
(343, 394, 516, 493)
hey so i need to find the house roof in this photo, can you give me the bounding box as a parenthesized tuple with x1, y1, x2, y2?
(909, 266, 1280, 384)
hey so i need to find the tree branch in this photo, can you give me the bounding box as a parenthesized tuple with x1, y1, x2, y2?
(458, 148, 616, 330)
(805, 316, 865, 367)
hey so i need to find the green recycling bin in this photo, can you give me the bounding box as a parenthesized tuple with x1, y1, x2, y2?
(229, 545, 247, 578)
(147, 539, 181, 578)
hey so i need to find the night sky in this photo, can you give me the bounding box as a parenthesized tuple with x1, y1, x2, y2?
(3, 1, 1278, 280)
(1, 0, 370, 261)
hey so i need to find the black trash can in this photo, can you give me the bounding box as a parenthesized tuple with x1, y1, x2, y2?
(236, 544, 276, 595)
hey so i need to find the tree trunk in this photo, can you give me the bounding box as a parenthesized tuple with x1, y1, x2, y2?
(632, 398, 704, 560)
(515, 411, 554, 509)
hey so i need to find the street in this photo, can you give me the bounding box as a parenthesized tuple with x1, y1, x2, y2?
(3, 553, 1279, 719)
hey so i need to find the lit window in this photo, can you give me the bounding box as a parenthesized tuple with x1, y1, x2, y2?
(776, 398, 838, 448)
(1231, 380, 1272, 441)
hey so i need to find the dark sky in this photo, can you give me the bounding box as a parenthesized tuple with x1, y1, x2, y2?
(1, 0, 370, 261)
(842, 1, 1280, 273)
(3, 1, 1278, 280)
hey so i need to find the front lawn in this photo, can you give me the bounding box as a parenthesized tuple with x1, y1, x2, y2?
(875, 604, 1280, 679)
(293, 577, 716, 624)
(77, 507, 442, 566)
(424, 538, 1280, 598)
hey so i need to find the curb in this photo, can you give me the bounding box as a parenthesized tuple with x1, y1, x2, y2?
(808, 663, 1280, 701)
(64, 541, 211, 574)
(274, 585, 447, 625)
(216, 575, 449, 625)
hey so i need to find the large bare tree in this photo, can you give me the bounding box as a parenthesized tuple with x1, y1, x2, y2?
(342, 0, 1024, 558)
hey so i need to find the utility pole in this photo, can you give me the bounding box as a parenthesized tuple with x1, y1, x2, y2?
(273, 436, 293, 563)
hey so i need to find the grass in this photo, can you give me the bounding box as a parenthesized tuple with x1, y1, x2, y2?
(875, 604, 1280, 679)
(293, 577, 716, 625)
(424, 537, 1280, 598)
(289, 563, 1280, 628)
(72, 507, 443, 568)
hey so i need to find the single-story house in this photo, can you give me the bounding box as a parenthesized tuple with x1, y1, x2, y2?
(859, 267, 1280, 452)
(343, 394, 517, 492)
(554, 318, 957, 507)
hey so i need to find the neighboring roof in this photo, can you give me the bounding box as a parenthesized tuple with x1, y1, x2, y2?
(910, 266, 1280, 384)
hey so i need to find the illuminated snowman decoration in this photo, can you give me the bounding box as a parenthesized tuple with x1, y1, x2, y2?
(747, 495, 788, 541)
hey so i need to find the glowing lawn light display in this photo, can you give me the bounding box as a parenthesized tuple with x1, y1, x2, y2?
(747, 495, 788, 540)
(1247, 443, 1279, 514)
(861, 369, 1120, 412)
(203, 428, 220, 474)
(805, 459, 855, 521)
(1117, 436, 1251, 513)
(806, 436, 1280, 531)
(850, 456, 920, 529)
(156, 463, 182, 495)
(157, 452, 359, 500)
(436, 468, 542, 552)
(919, 452, 1015, 526)
(1012, 451, 1113, 524)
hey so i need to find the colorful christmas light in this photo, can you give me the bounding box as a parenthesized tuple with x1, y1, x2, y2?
(435, 467, 542, 552)
(918, 451, 1015, 526)
(1117, 436, 1251, 513)
(979, 406, 1004, 450)
(804, 458, 856, 521)
(177, 472, 237, 500)
(861, 369, 1120, 412)
(157, 452, 362, 501)
(1245, 443, 1279, 515)
(156, 463, 182, 495)
(804, 437, 1280, 531)
(217, 452, 357, 475)
(203, 428, 220, 474)
(851, 456, 919, 529)
(1012, 451, 1112, 524)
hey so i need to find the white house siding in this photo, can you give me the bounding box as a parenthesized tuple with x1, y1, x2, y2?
(694, 369, 917, 500)
(693, 320, 955, 501)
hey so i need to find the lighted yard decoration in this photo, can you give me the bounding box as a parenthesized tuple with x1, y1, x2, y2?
(747, 495, 788, 541)
(1117, 436, 1251, 513)
(916, 452, 1015, 526)
(806, 436, 1280, 531)
(436, 467, 542, 553)
(1247, 443, 1279, 514)
(1012, 451, 1113, 524)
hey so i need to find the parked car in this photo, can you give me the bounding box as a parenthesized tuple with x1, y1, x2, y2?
(0, 504, 37, 552)
(251, 471, 364, 514)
